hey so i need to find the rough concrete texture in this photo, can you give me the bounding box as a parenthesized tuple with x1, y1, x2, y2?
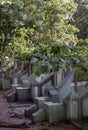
(65, 90, 79, 121)
(25, 104, 37, 117)
(58, 71, 74, 102)
(45, 85, 60, 102)
(1, 79, 11, 90)
(34, 97, 49, 109)
(16, 87, 31, 102)
(77, 85, 88, 98)
(43, 102, 66, 123)
(81, 93, 88, 119)
(32, 108, 46, 122)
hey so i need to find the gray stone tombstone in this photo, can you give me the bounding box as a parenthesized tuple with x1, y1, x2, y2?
(31, 81, 39, 98)
(65, 87, 79, 121)
(12, 77, 20, 89)
(81, 94, 88, 119)
(58, 70, 74, 102)
(56, 70, 63, 87)
(16, 87, 30, 102)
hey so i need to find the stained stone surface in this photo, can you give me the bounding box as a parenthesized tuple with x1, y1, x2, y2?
(16, 87, 31, 102)
(72, 101, 79, 118)
(43, 102, 66, 123)
(82, 97, 88, 117)
(58, 71, 74, 102)
(34, 97, 49, 109)
(32, 108, 46, 122)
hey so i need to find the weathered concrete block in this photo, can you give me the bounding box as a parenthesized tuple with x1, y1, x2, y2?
(25, 104, 37, 117)
(65, 89, 79, 121)
(16, 87, 31, 102)
(83, 98, 88, 118)
(1, 79, 11, 90)
(7, 91, 17, 102)
(80, 93, 88, 119)
(34, 97, 49, 109)
(32, 109, 46, 122)
(43, 102, 66, 123)
(48, 89, 59, 103)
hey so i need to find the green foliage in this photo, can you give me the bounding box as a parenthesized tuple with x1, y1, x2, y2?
(70, 38, 88, 82)
(73, 0, 88, 39)
(0, 0, 78, 74)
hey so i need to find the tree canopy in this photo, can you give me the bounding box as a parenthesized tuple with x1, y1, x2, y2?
(1, 0, 88, 76)
(73, 0, 88, 39)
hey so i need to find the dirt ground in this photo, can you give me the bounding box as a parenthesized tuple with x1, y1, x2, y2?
(0, 90, 85, 130)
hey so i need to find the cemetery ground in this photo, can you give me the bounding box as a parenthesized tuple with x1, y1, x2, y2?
(0, 91, 87, 130)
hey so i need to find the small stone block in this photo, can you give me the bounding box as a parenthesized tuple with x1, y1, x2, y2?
(25, 104, 37, 117)
(34, 97, 49, 109)
(43, 102, 66, 123)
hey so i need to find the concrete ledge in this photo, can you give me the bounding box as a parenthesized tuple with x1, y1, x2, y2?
(32, 109, 46, 122)
(25, 104, 37, 117)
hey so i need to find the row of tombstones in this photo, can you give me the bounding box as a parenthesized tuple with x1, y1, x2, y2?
(0, 64, 88, 123)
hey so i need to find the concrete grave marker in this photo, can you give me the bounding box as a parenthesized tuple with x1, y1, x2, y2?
(58, 71, 74, 102)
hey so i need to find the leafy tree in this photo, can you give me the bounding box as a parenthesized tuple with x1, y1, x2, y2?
(0, 0, 78, 74)
(73, 0, 88, 39)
